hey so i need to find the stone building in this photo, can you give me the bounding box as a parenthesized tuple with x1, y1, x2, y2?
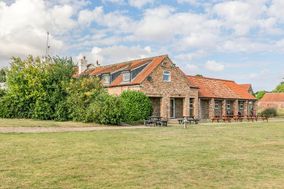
(258, 93, 284, 115)
(79, 55, 199, 119)
(78, 55, 257, 120)
(187, 76, 257, 119)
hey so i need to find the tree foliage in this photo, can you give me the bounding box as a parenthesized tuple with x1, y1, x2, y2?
(0, 68, 7, 82)
(259, 108, 277, 117)
(273, 81, 284, 93)
(255, 90, 266, 100)
(120, 90, 152, 122)
(66, 76, 106, 122)
(0, 56, 153, 125)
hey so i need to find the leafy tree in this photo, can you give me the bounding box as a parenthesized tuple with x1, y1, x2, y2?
(0, 68, 7, 82)
(273, 81, 284, 92)
(120, 90, 152, 122)
(0, 56, 74, 120)
(255, 90, 266, 100)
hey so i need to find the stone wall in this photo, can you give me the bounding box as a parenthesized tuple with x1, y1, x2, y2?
(141, 57, 198, 118)
(149, 97, 161, 117)
(107, 85, 141, 96)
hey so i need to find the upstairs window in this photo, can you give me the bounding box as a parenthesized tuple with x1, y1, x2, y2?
(163, 71, 171, 82)
(122, 71, 130, 82)
(102, 74, 110, 85)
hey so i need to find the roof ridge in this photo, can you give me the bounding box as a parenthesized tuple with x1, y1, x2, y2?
(187, 75, 234, 83)
(92, 54, 168, 69)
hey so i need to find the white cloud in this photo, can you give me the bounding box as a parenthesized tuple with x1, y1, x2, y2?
(0, 0, 74, 66)
(128, 0, 154, 8)
(205, 60, 224, 72)
(212, 1, 267, 35)
(78, 7, 103, 26)
(77, 45, 153, 65)
(78, 6, 135, 32)
(267, 0, 284, 22)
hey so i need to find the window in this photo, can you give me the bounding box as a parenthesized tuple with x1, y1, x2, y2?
(190, 98, 194, 117)
(122, 71, 130, 82)
(163, 71, 171, 82)
(102, 74, 110, 85)
(239, 102, 244, 110)
(215, 101, 220, 109)
(227, 103, 231, 110)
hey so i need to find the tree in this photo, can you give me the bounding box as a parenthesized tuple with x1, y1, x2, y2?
(0, 56, 74, 120)
(0, 68, 7, 82)
(255, 90, 266, 100)
(274, 81, 284, 93)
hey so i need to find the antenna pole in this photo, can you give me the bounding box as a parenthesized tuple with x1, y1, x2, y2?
(45, 32, 50, 57)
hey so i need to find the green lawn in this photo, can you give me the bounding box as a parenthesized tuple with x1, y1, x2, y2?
(0, 122, 283, 188)
(0, 118, 101, 127)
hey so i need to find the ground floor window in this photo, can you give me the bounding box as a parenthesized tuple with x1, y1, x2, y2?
(189, 98, 194, 117)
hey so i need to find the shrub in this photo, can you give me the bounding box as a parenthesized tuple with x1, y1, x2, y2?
(0, 56, 74, 120)
(120, 90, 152, 123)
(66, 76, 106, 122)
(260, 108, 277, 117)
(0, 89, 6, 98)
(86, 93, 123, 125)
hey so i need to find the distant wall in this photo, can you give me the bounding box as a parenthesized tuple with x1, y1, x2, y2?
(258, 101, 284, 116)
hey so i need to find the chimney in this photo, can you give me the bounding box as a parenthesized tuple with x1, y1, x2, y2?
(96, 60, 100, 67)
(78, 56, 87, 74)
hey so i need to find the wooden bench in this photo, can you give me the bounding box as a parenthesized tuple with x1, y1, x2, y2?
(144, 116, 161, 126)
(156, 119, 168, 126)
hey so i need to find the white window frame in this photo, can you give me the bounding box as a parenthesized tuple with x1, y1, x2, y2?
(163, 71, 171, 82)
(122, 71, 130, 82)
(102, 74, 110, 85)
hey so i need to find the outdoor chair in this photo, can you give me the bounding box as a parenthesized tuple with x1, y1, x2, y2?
(211, 116, 220, 122)
(156, 118, 168, 127)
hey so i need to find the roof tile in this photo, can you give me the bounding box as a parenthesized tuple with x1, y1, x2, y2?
(187, 76, 256, 100)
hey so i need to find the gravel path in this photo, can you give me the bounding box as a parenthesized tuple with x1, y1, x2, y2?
(0, 126, 151, 133)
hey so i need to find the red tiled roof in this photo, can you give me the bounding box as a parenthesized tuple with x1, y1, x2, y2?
(80, 55, 168, 87)
(259, 93, 284, 102)
(240, 84, 252, 91)
(187, 76, 256, 100)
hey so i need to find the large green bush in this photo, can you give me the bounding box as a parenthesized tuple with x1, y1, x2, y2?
(66, 76, 106, 122)
(260, 108, 277, 117)
(0, 56, 140, 125)
(0, 56, 74, 120)
(86, 93, 123, 125)
(0, 89, 6, 98)
(120, 90, 152, 122)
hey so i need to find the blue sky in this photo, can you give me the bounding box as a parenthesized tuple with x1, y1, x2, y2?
(0, 0, 284, 91)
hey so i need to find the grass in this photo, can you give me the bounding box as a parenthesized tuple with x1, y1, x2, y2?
(0, 118, 102, 127)
(0, 121, 283, 188)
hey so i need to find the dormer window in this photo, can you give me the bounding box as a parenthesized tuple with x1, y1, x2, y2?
(102, 74, 110, 85)
(122, 71, 130, 82)
(163, 71, 171, 82)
